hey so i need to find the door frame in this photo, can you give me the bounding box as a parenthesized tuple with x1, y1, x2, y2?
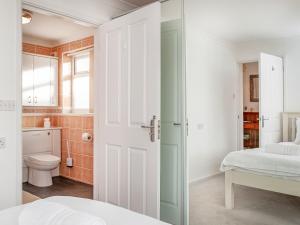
(180, 2, 188, 225)
(16, 0, 23, 206)
(236, 59, 259, 150)
(236, 56, 286, 150)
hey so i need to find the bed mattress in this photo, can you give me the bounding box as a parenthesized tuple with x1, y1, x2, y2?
(221, 148, 300, 180)
(0, 196, 169, 225)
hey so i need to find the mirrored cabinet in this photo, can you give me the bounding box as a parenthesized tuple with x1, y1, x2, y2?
(22, 53, 58, 106)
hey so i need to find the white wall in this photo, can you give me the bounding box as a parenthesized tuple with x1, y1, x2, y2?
(0, 0, 22, 209)
(161, 0, 182, 22)
(243, 62, 259, 112)
(186, 13, 238, 182)
(235, 37, 300, 112)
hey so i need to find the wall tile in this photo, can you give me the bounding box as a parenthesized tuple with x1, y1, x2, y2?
(81, 142, 93, 156)
(70, 40, 82, 51)
(36, 46, 52, 55)
(82, 36, 94, 48)
(58, 115, 94, 184)
(60, 163, 70, 178)
(62, 128, 70, 140)
(73, 154, 83, 168)
(70, 166, 82, 181)
(82, 168, 93, 185)
(71, 141, 81, 155)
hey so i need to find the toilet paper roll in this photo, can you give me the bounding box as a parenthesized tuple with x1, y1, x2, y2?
(82, 132, 92, 142)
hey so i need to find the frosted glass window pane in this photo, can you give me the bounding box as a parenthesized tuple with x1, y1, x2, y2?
(75, 55, 89, 73)
(63, 61, 71, 77)
(73, 76, 89, 109)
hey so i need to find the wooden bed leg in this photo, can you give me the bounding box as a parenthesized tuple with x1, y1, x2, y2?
(225, 171, 234, 209)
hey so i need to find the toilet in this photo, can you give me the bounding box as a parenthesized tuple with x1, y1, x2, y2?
(23, 129, 61, 187)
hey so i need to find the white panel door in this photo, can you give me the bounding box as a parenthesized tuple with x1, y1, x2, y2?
(94, 2, 161, 218)
(160, 20, 183, 225)
(259, 53, 284, 146)
(33, 56, 51, 106)
(22, 54, 34, 106)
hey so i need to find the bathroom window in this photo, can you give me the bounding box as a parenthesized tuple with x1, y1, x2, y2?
(72, 52, 90, 113)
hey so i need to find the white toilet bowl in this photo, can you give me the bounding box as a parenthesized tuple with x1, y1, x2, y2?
(25, 154, 60, 187)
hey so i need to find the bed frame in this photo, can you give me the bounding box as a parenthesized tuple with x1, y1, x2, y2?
(225, 112, 300, 209)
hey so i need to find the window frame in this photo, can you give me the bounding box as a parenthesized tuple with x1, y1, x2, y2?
(71, 52, 91, 113)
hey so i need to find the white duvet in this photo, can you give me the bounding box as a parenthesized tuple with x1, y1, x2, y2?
(19, 200, 106, 225)
(221, 147, 300, 179)
(0, 196, 169, 225)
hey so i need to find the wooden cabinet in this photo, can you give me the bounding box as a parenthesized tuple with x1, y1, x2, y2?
(244, 112, 259, 148)
(22, 53, 58, 106)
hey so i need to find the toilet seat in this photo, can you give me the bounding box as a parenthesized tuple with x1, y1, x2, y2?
(25, 153, 60, 171)
(27, 154, 60, 165)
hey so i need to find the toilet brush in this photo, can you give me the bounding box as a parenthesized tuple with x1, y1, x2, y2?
(66, 140, 73, 167)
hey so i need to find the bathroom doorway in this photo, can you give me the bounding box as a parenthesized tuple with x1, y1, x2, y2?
(21, 8, 96, 201)
(241, 62, 260, 149)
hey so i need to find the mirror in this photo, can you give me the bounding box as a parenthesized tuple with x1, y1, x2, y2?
(250, 74, 259, 102)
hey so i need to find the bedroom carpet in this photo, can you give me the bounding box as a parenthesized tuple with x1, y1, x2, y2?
(190, 174, 300, 225)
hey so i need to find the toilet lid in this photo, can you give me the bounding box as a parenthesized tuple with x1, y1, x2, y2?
(28, 154, 60, 163)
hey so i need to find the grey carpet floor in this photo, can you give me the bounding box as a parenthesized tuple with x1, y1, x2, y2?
(190, 174, 300, 225)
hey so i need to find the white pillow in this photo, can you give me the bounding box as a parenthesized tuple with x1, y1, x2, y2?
(294, 118, 300, 144)
(264, 143, 300, 156)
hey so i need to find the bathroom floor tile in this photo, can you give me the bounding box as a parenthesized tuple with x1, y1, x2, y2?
(23, 176, 93, 199)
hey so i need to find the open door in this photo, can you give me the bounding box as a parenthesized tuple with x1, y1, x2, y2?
(94, 2, 161, 219)
(160, 20, 183, 225)
(259, 53, 284, 147)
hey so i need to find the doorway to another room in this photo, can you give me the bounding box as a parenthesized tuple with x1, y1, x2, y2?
(242, 62, 260, 149)
(21, 8, 95, 202)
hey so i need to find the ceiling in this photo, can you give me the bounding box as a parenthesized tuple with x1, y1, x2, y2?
(22, 11, 95, 46)
(22, 0, 157, 46)
(23, 0, 158, 26)
(186, 0, 300, 43)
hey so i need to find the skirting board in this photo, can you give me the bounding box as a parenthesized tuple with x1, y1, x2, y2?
(189, 172, 223, 185)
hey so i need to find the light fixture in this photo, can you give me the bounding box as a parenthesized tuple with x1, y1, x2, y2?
(22, 10, 32, 24)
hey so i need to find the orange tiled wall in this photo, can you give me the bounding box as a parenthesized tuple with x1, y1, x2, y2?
(23, 115, 55, 127)
(23, 43, 55, 56)
(23, 115, 94, 185)
(59, 115, 93, 185)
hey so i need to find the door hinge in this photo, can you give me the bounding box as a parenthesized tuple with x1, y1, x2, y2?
(158, 119, 161, 140)
(186, 118, 189, 136)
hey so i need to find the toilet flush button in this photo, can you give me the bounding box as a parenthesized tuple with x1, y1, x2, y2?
(0, 137, 6, 149)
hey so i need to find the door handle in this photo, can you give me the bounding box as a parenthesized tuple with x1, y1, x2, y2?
(141, 125, 154, 129)
(261, 115, 269, 128)
(173, 122, 181, 126)
(34, 96, 38, 104)
(141, 115, 156, 142)
(27, 96, 32, 104)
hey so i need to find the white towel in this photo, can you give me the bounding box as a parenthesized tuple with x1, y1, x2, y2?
(19, 200, 106, 225)
(264, 143, 300, 156)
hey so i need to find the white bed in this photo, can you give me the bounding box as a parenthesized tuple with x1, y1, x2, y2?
(221, 112, 300, 209)
(0, 196, 169, 225)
